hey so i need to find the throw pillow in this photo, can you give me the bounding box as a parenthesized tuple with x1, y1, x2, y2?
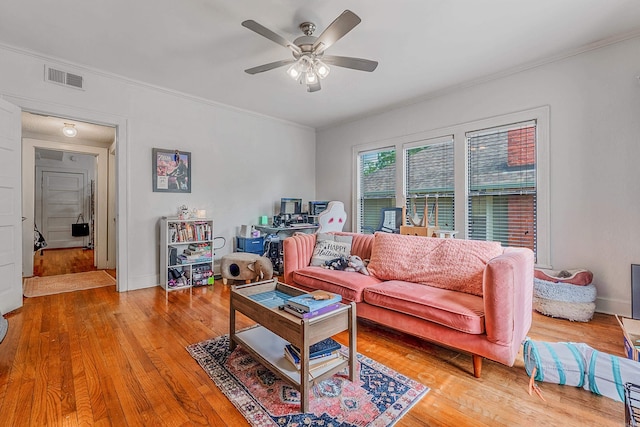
(310, 233, 353, 266)
(367, 233, 503, 296)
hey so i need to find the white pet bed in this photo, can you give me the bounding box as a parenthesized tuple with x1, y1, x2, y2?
(533, 278, 596, 322)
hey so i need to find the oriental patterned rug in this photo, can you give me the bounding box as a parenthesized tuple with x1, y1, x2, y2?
(187, 334, 429, 427)
(23, 270, 116, 297)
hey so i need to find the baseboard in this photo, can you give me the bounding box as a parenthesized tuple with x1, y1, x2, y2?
(127, 274, 159, 291)
(595, 296, 630, 317)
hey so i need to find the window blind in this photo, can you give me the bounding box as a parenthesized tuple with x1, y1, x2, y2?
(358, 148, 396, 233)
(467, 121, 536, 255)
(404, 137, 455, 229)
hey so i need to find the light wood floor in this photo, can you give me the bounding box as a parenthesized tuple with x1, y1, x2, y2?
(32, 247, 116, 279)
(0, 281, 627, 426)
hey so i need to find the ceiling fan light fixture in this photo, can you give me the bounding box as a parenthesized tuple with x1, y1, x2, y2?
(62, 123, 77, 137)
(314, 59, 330, 79)
(287, 56, 311, 80)
(304, 71, 318, 85)
(286, 64, 301, 80)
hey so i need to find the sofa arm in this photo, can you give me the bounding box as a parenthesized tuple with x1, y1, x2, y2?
(483, 248, 534, 347)
(283, 233, 317, 284)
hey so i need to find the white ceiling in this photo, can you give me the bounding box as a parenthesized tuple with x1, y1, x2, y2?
(2, 0, 640, 129)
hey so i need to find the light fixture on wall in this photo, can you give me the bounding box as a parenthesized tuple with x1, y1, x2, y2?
(62, 123, 77, 137)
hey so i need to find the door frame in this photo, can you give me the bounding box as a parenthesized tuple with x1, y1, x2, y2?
(26, 142, 105, 263)
(3, 95, 129, 292)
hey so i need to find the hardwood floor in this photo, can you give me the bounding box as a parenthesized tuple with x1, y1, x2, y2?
(0, 282, 627, 426)
(32, 247, 116, 279)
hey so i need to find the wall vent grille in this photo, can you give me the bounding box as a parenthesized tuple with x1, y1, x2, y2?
(44, 66, 85, 90)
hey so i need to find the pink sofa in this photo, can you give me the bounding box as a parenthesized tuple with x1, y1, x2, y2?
(283, 232, 534, 378)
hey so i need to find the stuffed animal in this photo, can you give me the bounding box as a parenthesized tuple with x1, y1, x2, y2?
(247, 256, 274, 282)
(323, 257, 349, 270)
(345, 255, 370, 276)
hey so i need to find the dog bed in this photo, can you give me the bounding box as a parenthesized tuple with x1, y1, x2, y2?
(534, 268, 593, 286)
(533, 277, 596, 322)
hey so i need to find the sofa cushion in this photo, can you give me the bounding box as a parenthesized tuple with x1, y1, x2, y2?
(310, 233, 353, 267)
(363, 280, 485, 334)
(292, 266, 383, 302)
(367, 233, 503, 296)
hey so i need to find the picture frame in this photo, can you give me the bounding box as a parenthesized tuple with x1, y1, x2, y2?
(152, 148, 191, 193)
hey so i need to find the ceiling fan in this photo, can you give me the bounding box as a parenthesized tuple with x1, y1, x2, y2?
(242, 10, 378, 92)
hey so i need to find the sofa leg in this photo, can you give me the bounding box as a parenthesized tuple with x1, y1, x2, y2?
(472, 355, 482, 378)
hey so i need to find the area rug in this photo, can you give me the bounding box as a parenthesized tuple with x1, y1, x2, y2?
(23, 270, 116, 297)
(187, 334, 429, 427)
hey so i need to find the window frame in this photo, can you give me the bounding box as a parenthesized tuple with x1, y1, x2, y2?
(351, 106, 549, 267)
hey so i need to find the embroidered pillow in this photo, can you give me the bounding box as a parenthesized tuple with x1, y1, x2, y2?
(310, 233, 353, 266)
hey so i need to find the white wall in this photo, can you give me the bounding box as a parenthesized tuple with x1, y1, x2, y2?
(317, 36, 640, 316)
(0, 45, 316, 290)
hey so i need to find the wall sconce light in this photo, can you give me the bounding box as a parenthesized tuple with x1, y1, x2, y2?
(62, 123, 77, 137)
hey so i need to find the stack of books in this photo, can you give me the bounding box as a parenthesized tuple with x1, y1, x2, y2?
(283, 337, 342, 370)
(284, 290, 342, 318)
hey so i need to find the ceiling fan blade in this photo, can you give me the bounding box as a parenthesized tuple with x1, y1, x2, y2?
(312, 10, 361, 55)
(307, 80, 321, 92)
(245, 59, 295, 75)
(242, 20, 301, 54)
(322, 55, 378, 72)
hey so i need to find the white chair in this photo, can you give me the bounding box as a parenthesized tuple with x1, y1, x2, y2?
(316, 201, 347, 233)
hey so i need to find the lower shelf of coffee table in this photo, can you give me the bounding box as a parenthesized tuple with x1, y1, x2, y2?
(234, 326, 348, 383)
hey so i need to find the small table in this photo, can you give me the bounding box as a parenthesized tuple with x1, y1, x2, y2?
(230, 279, 357, 413)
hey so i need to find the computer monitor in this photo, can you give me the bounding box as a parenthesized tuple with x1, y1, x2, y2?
(280, 198, 302, 215)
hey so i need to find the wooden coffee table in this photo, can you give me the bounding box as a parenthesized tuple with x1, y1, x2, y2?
(229, 279, 357, 413)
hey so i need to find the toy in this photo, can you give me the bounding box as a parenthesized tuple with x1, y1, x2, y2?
(323, 255, 370, 275)
(323, 257, 349, 270)
(345, 255, 370, 276)
(247, 256, 274, 282)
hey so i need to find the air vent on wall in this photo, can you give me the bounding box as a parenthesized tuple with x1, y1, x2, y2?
(44, 65, 84, 90)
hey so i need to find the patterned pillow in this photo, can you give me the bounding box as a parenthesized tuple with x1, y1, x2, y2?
(310, 233, 353, 266)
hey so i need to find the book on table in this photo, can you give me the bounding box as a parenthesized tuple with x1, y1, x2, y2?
(287, 290, 342, 312)
(283, 302, 341, 318)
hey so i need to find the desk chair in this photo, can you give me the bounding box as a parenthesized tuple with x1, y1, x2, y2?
(316, 201, 347, 233)
(364, 207, 404, 234)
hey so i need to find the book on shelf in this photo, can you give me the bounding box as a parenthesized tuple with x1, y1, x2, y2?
(287, 290, 342, 312)
(283, 302, 341, 319)
(290, 337, 341, 359)
(283, 344, 340, 370)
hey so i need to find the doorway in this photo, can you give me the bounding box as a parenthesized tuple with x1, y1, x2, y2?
(22, 112, 117, 280)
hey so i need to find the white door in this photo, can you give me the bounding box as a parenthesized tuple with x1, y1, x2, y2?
(0, 99, 23, 314)
(41, 170, 87, 248)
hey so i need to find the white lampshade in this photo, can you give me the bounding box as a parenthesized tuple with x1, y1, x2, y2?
(304, 71, 318, 84)
(62, 123, 77, 137)
(314, 60, 330, 79)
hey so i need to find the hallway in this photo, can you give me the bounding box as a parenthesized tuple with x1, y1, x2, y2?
(33, 248, 116, 279)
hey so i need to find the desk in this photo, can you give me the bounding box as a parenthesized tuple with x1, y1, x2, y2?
(255, 224, 319, 237)
(255, 224, 318, 274)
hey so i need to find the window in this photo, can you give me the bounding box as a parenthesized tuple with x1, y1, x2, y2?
(351, 107, 549, 266)
(467, 121, 537, 255)
(357, 148, 396, 233)
(404, 136, 455, 230)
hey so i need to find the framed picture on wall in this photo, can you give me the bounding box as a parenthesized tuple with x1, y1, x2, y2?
(152, 148, 191, 193)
